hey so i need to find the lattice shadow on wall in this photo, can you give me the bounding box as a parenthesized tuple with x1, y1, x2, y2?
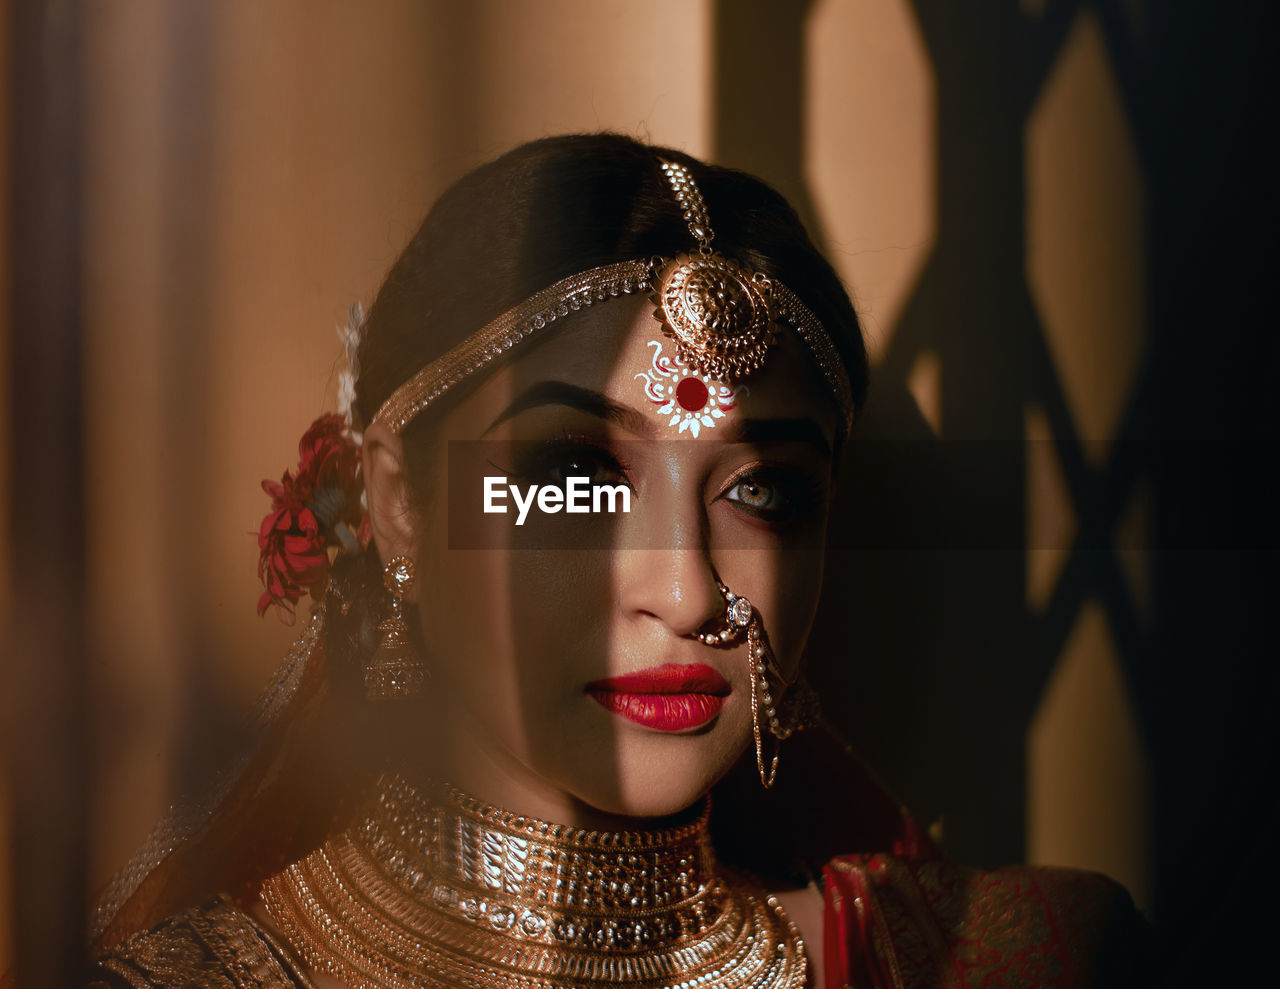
(714, 0, 1153, 875)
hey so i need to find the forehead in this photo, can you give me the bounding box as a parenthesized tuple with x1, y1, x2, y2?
(450, 294, 839, 441)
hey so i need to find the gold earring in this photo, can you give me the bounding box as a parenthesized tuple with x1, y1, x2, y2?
(364, 555, 427, 698)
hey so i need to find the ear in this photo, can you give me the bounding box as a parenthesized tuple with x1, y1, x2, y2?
(361, 422, 419, 566)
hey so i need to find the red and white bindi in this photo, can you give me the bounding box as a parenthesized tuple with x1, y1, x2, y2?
(635, 340, 747, 438)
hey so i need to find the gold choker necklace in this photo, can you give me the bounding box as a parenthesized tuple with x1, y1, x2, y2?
(259, 775, 809, 988)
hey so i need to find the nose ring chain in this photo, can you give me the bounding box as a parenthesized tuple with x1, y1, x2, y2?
(698, 581, 816, 788)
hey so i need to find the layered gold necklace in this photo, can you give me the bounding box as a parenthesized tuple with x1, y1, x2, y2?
(259, 774, 809, 988)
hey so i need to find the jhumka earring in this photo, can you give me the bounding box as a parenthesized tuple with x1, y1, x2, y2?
(364, 555, 428, 699)
(701, 582, 820, 788)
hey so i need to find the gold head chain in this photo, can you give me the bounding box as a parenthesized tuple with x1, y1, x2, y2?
(370, 159, 853, 436)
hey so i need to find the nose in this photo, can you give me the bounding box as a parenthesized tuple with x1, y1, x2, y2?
(614, 489, 725, 639)
(616, 546, 726, 638)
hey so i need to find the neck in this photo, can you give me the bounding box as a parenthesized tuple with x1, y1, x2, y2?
(393, 752, 703, 836)
(383, 686, 705, 833)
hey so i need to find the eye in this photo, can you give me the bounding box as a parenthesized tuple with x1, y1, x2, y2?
(545, 448, 627, 487)
(726, 478, 781, 511)
(507, 437, 633, 491)
(719, 466, 823, 524)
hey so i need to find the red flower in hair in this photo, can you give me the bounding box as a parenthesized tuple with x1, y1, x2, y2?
(294, 414, 360, 507)
(256, 414, 369, 622)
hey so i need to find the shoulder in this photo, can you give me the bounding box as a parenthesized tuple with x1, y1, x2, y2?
(823, 853, 1154, 988)
(88, 895, 314, 989)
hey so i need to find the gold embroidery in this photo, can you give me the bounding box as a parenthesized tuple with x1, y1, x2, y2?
(89, 895, 313, 988)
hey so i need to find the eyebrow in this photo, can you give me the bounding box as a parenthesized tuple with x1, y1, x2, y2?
(720, 417, 832, 457)
(483, 381, 654, 436)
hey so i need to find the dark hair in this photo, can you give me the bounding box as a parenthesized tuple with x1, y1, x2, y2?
(327, 133, 868, 693)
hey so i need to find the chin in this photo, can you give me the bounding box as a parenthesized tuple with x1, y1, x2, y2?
(559, 733, 744, 823)
(605, 785, 707, 821)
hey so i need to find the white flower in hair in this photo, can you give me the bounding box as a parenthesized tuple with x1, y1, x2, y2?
(336, 301, 366, 446)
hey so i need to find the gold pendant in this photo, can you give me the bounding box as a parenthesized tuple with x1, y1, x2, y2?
(653, 252, 777, 382)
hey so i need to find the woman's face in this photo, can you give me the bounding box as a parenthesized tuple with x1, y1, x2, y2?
(386, 294, 838, 824)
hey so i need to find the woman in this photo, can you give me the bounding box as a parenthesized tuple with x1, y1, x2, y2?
(86, 134, 1147, 988)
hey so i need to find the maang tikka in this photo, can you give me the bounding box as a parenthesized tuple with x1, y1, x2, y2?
(364, 555, 428, 698)
(650, 161, 777, 381)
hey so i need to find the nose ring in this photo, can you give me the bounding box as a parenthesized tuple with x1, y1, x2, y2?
(696, 581, 753, 646)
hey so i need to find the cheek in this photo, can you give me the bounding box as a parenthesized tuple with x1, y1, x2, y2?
(414, 536, 615, 736)
(412, 503, 522, 717)
(415, 547, 519, 717)
(418, 550, 513, 657)
(723, 547, 825, 675)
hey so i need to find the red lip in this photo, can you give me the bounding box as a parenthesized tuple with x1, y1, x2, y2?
(586, 664, 730, 732)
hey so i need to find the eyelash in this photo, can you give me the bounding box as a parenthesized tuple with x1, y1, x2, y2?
(715, 462, 824, 524)
(496, 430, 635, 491)
(494, 433, 824, 524)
